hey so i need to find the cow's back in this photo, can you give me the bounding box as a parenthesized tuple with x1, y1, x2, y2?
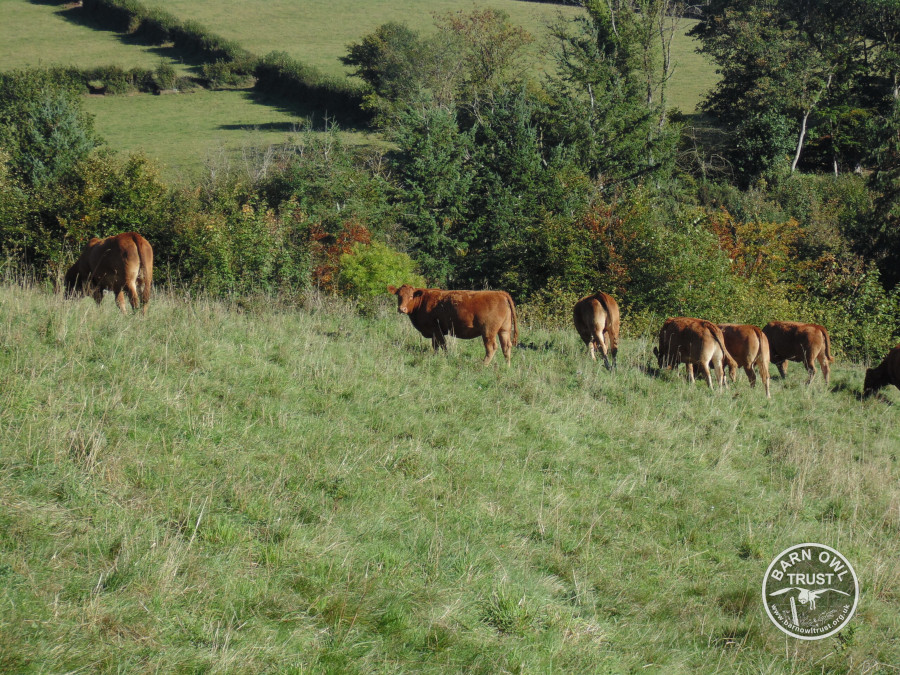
(720, 323, 764, 366)
(764, 321, 828, 361)
(413, 289, 514, 340)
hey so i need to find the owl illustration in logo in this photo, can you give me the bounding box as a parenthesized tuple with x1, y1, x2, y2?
(769, 587, 850, 610)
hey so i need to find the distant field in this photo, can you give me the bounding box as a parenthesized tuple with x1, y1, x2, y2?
(139, 0, 583, 79)
(0, 0, 192, 75)
(82, 89, 383, 180)
(1, 0, 716, 177)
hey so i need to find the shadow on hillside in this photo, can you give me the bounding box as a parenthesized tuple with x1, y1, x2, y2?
(217, 121, 300, 133)
(241, 88, 369, 133)
(36, 1, 208, 73)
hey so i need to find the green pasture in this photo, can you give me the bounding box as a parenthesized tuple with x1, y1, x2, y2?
(82, 89, 384, 180)
(139, 0, 583, 78)
(0, 0, 192, 75)
(136, 0, 713, 111)
(1, 283, 897, 672)
(1, 0, 717, 177)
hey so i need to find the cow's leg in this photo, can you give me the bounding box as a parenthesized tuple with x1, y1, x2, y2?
(91, 287, 104, 306)
(576, 324, 595, 360)
(744, 366, 757, 387)
(805, 355, 817, 386)
(115, 288, 129, 314)
(686, 363, 695, 384)
(699, 361, 715, 389)
(712, 353, 726, 389)
(607, 331, 618, 371)
(498, 329, 513, 366)
(594, 331, 612, 370)
(759, 361, 771, 399)
(818, 351, 830, 385)
(432, 327, 448, 352)
(482, 332, 498, 366)
(125, 280, 140, 313)
(775, 360, 788, 379)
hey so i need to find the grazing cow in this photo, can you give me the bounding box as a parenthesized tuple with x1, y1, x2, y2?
(387, 284, 518, 365)
(64, 232, 153, 315)
(653, 317, 738, 389)
(573, 291, 620, 370)
(863, 345, 900, 398)
(762, 321, 833, 385)
(719, 323, 772, 398)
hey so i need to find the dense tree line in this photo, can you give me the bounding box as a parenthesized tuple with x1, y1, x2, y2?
(1, 3, 898, 361)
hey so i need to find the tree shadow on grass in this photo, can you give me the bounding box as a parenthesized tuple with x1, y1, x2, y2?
(217, 121, 301, 133)
(34, 1, 209, 73)
(241, 88, 370, 133)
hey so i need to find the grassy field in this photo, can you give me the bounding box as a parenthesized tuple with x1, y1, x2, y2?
(0, 0, 193, 75)
(139, 0, 583, 78)
(1, 0, 716, 177)
(82, 89, 384, 181)
(1, 282, 898, 672)
(135, 0, 711, 111)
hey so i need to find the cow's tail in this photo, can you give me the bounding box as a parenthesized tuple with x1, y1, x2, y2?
(752, 325, 770, 366)
(821, 325, 834, 363)
(507, 293, 519, 346)
(134, 234, 153, 307)
(707, 321, 738, 371)
(596, 292, 619, 352)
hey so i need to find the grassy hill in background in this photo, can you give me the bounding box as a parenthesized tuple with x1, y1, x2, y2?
(0, 0, 192, 75)
(82, 89, 383, 181)
(1, 0, 717, 178)
(1, 283, 898, 672)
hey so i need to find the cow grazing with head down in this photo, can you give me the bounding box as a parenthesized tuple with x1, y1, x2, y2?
(762, 321, 833, 385)
(387, 285, 518, 365)
(719, 323, 772, 398)
(863, 345, 900, 398)
(64, 232, 153, 315)
(573, 291, 620, 370)
(653, 317, 738, 390)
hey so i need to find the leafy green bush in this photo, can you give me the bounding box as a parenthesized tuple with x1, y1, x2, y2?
(154, 63, 178, 91)
(337, 241, 425, 303)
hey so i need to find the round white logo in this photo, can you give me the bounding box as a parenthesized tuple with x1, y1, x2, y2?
(763, 543, 858, 640)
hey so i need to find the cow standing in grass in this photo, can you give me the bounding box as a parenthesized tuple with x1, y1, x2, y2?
(573, 291, 620, 370)
(763, 321, 833, 385)
(719, 323, 772, 398)
(388, 285, 518, 365)
(64, 232, 153, 315)
(863, 345, 900, 398)
(654, 317, 737, 390)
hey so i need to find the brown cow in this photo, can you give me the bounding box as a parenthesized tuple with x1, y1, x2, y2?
(64, 232, 153, 315)
(719, 324, 772, 398)
(762, 321, 833, 385)
(573, 291, 620, 370)
(387, 284, 518, 365)
(863, 345, 900, 398)
(653, 317, 738, 389)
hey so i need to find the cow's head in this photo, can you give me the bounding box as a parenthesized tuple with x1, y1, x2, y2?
(388, 284, 423, 314)
(62, 265, 85, 298)
(652, 345, 663, 369)
(862, 367, 884, 398)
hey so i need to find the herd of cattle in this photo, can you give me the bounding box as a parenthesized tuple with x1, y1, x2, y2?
(62, 231, 900, 399)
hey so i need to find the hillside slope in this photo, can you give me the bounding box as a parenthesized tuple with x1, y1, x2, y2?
(1, 284, 897, 672)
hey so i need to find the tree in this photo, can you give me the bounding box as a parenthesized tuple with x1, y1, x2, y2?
(691, 0, 894, 179)
(0, 70, 99, 189)
(542, 2, 680, 187)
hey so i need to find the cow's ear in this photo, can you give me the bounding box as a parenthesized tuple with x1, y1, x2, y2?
(413, 289, 424, 297)
(387, 285, 397, 294)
